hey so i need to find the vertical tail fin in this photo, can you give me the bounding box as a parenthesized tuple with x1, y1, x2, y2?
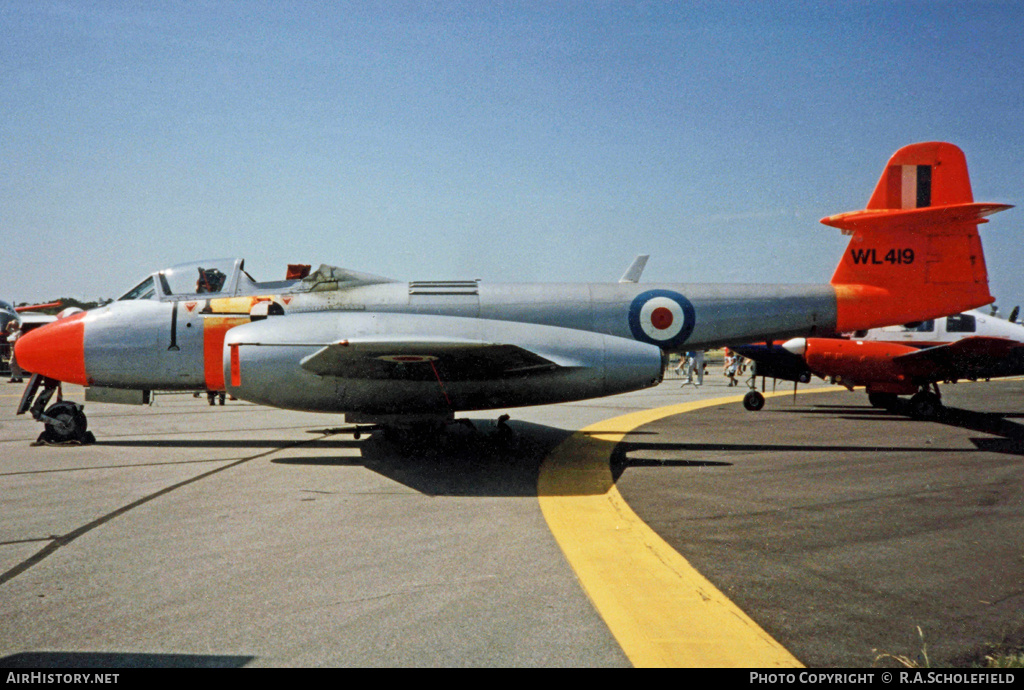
(824, 142, 1011, 332)
(864, 141, 974, 210)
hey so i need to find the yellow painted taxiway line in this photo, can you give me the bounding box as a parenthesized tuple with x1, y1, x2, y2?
(538, 388, 836, 667)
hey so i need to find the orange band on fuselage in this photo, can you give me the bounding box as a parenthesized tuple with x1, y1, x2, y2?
(203, 316, 249, 390)
(832, 283, 994, 334)
(230, 344, 241, 387)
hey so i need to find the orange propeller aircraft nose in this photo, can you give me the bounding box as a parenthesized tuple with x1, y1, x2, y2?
(14, 312, 88, 386)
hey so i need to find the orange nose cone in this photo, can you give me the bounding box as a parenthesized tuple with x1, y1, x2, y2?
(14, 312, 88, 385)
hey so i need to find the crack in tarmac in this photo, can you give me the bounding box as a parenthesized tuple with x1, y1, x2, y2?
(0, 435, 329, 586)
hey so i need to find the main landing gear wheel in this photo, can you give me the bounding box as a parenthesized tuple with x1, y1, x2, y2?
(38, 401, 95, 444)
(909, 391, 942, 420)
(742, 390, 765, 411)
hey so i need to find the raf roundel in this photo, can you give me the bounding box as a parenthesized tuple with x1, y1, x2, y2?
(628, 289, 695, 348)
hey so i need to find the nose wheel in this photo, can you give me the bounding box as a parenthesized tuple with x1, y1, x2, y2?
(38, 401, 94, 444)
(16, 374, 95, 444)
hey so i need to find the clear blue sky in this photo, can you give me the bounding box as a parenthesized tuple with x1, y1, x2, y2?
(3, 1, 1022, 312)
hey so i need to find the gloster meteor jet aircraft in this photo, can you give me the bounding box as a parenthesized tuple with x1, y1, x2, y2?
(14, 142, 1013, 442)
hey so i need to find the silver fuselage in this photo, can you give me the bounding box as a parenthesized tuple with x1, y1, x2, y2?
(82, 280, 835, 384)
(71, 279, 836, 416)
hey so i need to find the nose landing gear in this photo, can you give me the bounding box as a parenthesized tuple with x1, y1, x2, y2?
(16, 374, 95, 444)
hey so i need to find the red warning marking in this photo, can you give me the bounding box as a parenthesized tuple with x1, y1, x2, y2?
(184, 301, 198, 313)
(650, 307, 674, 330)
(281, 296, 292, 305)
(230, 344, 241, 387)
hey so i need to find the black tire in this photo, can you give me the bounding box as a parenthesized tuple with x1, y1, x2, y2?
(867, 392, 898, 410)
(743, 390, 766, 412)
(909, 392, 942, 420)
(40, 402, 90, 443)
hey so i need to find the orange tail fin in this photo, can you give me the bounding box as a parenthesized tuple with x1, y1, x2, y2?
(825, 142, 1011, 332)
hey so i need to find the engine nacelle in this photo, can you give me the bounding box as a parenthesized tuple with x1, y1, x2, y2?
(223, 311, 665, 415)
(799, 338, 920, 393)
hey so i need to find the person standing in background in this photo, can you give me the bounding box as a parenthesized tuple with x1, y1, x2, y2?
(6, 320, 23, 383)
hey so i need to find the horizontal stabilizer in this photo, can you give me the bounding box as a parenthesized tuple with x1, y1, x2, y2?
(822, 202, 1011, 234)
(299, 337, 561, 381)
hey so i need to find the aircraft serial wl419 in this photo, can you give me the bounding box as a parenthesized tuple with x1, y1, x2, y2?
(14, 142, 1013, 442)
(733, 308, 1024, 419)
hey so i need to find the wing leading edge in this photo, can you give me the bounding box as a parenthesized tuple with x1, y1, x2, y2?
(891, 336, 1024, 373)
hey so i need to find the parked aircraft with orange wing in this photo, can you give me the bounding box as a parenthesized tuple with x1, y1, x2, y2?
(735, 309, 1024, 418)
(1, 301, 65, 378)
(0, 300, 63, 333)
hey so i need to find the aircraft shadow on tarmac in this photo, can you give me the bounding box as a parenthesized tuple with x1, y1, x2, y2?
(262, 420, 690, 497)
(92, 420, 654, 498)
(935, 405, 1024, 455)
(605, 435, 985, 483)
(772, 401, 1024, 456)
(91, 400, 1024, 499)
(0, 651, 253, 668)
(273, 420, 573, 498)
(270, 421, 766, 497)
(272, 417, 934, 497)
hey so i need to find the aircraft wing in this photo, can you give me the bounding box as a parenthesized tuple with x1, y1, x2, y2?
(17, 313, 57, 329)
(892, 336, 1024, 377)
(14, 301, 62, 313)
(730, 343, 813, 383)
(299, 337, 561, 381)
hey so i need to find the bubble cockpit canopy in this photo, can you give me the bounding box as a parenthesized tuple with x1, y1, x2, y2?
(118, 259, 247, 301)
(115, 258, 394, 302)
